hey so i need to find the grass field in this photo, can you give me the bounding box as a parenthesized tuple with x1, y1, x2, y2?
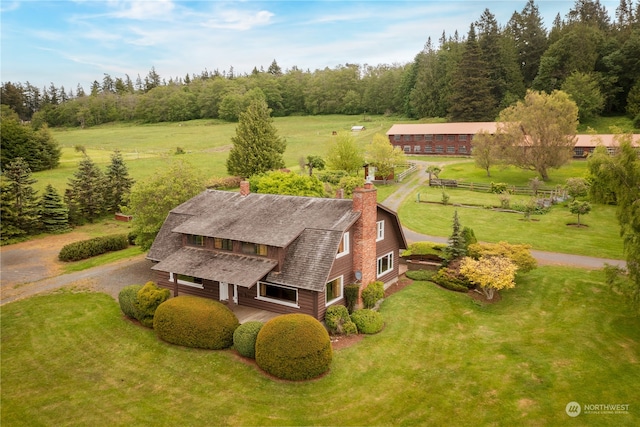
(1, 266, 638, 426)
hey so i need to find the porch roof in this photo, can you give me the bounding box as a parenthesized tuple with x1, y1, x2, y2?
(151, 247, 277, 288)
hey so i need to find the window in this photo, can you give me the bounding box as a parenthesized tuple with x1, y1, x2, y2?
(170, 272, 204, 289)
(415, 134, 423, 141)
(186, 234, 204, 246)
(403, 134, 411, 141)
(435, 145, 444, 153)
(376, 220, 384, 241)
(377, 252, 394, 277)
(394, 135, 401, 141)
(574, 147, 584, 157)
(241, 242, 268, 256)
(325, 276, 344, 305)
(425, 134, 433, 141)
(436, 134, 444, 141)
(424, 146, 433, 153)
(258, 282, 298, 307)
(447, 145, 455, 153)
(447, 135, 455, 141)
(403, 145, 411, 153)
(459, 134, 467, 141)
(337, 232, 350, 258)
(214, 238, 233, 251)
(414, 145, 421, 153)
(459, 145, 467, 153)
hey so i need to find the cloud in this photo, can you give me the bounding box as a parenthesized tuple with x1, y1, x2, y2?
(0, 1, 19, 13)
(201, 9, 274, 30)
(109, 0, 176, 20)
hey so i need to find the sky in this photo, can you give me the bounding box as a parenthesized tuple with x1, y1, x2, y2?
(0, 0, 623, 92)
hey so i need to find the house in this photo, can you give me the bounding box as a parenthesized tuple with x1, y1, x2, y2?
(147, 181, 407, 321)
(387, 122, 640, 158)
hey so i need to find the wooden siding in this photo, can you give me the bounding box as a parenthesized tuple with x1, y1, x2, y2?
(376, 210, 401, 285)
(237, 285, 318, 317)
(153, 270, 220, 300)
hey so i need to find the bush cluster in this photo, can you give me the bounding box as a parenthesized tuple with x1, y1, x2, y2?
(401, 241, 447, 259)
(325, 305, 357, 335)
(154, 296, 239, 350)
(206, 176, 244, 190)
(361, 281, 384, 309)
(255, 314, 332, 381)
(317, 170, 349, 185)
(117, 282, 169, 328)
(490, 182, 509, 194)
(350, 309, 384, 334)
(431, 268, 472, 292)
(233, 321, 264, 359)
(118, 284, 143, 320)
(58, 234, 129, 262)
(136, 282, 171, 328)
(405, 270, 435, 281)
(344, 284, 360, 313)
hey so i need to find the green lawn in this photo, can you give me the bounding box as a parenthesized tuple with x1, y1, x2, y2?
(399, 186, 623, 259)
(2, 267, 638, 426)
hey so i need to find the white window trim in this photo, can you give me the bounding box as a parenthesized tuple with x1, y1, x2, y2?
(256, 281, 300, 308)
(169, 272, 204, 289)
(377, 252, 394, 278)
(325, 275, 344, 306)
(376, 220, 385, 242)
(336, 231, 350, 258)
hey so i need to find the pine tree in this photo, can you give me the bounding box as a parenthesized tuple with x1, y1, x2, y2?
(65, 155, 106, 223)
(105, 150, 134, 213)
(41, 184, 70, 233)
(507, 0, 549, 87)
(226, 100, 286, 178)
(0, 157, 41, 241)
(445, 210, 467, 261)
(448, 24, 496, 121)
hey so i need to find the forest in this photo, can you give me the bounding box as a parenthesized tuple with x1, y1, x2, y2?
(2, 0, 640, 128)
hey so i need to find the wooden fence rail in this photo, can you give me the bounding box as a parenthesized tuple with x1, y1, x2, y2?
(429, 178, 566, 199)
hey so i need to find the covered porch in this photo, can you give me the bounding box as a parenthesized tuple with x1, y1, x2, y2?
(224, 302, 280, 324)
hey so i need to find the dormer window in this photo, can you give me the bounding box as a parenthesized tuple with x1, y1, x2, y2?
(214, 238, 233, 251)
(336, 232, 350, 258)
(186, 234, 204, 247)
(241, 242, 268, 256)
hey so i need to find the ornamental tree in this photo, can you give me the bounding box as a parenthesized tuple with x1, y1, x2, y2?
(366, 133, 406, 184)
(326, 131, 364, 175)
(569, 200, 592, 226)
(460, 256, 518, 300)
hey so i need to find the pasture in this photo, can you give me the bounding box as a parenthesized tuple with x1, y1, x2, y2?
(1, 267, 638, 426)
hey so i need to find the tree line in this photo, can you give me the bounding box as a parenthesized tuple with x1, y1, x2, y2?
(2, 0, 640, 128)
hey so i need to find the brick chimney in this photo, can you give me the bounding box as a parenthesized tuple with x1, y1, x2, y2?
(335, 188, 344, 199)
(240, 180, 250, 196)
(352, 182, 377, 304)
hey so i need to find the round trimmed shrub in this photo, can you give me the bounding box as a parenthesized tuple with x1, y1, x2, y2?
(255, 314, 332, 381)
(233, 321, 263, 359)
(342, 320, 358, 335)
(135, 281, 170, 328)
(118, 284, 143, 320)
(153, 296, 239, 349)
(361, 281, 384, 309)
(350, 309, 384, 334)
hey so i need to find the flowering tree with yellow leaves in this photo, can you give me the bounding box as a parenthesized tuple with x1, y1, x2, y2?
(459, 256, 518, 300)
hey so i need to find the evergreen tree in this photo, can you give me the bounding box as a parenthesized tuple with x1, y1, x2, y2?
(65, 155, 106, 223)
(226, 100, 286, 178)
(104, 150, 134, 213)
(507, 0, 549, 87)
(448, 24, 496, 121)
(40, 184, 70, 233)
(0, 158, 41, 241)
(445, 210, 467, 261)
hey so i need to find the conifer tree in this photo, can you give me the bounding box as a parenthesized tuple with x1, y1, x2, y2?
(448, 24, 495, 121)
(105, 150, 134, 213)
(0, 157, 41, 241)
(445, 210, 467, 261)
(226, 99, 286, 178)
(41, 184, 70, 233)
(65, 155, 106, 223)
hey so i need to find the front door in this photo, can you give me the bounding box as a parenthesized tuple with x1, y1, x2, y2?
(219, 282, 229, 301)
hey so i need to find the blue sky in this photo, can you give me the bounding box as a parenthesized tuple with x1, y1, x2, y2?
(0, 1, 622, 92)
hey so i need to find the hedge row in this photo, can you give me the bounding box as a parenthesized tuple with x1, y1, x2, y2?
(59, 234, 129, 261)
